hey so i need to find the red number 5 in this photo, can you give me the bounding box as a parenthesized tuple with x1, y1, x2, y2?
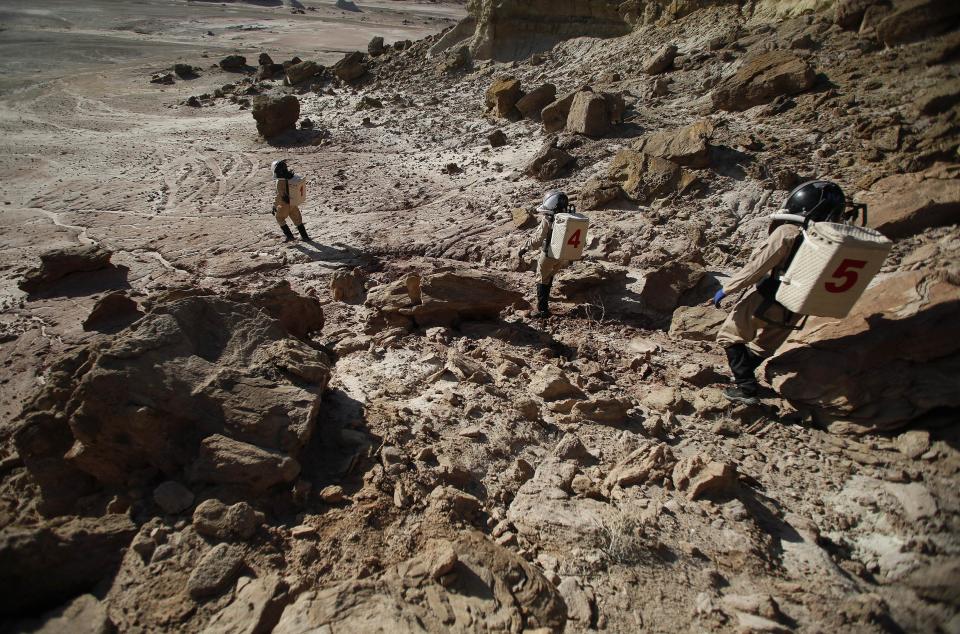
(825, 258, 867, 293)
(567, 229, 582, 249)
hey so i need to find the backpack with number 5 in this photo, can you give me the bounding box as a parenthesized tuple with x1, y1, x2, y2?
(547, 212, 589, 261)
(775, 222, 892, 318)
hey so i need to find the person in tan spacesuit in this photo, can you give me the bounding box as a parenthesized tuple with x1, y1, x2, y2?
(519, 190, 570, 318)
(713, 180, 847, 404)
(271, 159, 309, 243)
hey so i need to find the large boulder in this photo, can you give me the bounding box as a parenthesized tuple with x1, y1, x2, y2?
(0, 515, 136, 616)
(566, 89, 625, 137)
(643, 43, 678, 75)
(18, 244, 113, 293)
(603, 442, 676, 493)
(634, 119, 714, 169)
(638, 259, 706, 313)
(330, 268, 367, 304)
(766, 264, 960, 432)
(188, 543, 244, 599)
(82, 292, 143, 333)
(13, 296, 331, 509)
(578, 177, 621, 210)
(507, 458, 608, 543)
(485, 76, 524, 119)
(219, 55, 247, 71)
(542, 91, 577, 134)
(525, 138, 575, 180)
(368, 36, 386, 56)
(227, 279, 325, 338)
(608, 149, 698, 203)
(367, 270, 524, 329)
(252, 94, 300, 138)
(554, 262, 629, 301)
(438, 45, 471, 74)
(333, 51, 367, 82)
(566, 91, 610, 137)
(192, 499, 263, 541)
(285, 60, 323, 85)
(876, 0, 960, 46)
(669, 305, 727, 341)
(257, 63, 284, 81)
(860, 163, 960, 239)
(711, 50, 816, 111)
(515, 83, 556, 120)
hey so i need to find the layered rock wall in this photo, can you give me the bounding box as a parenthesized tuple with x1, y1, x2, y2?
(432, 0, 633, 61)
(433, 0, 849, 61)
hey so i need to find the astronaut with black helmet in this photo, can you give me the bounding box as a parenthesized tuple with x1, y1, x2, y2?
(712, 180, 847, 404)
(271, 159, 309, 243)
(519, 190, 570, 318)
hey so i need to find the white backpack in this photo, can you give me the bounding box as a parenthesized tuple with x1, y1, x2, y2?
(775, 222, 892, 318)
(284, 176, 306, 206)
(547, 212, 589, 261)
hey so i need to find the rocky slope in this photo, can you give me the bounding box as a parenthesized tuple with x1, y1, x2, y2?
(0, 0, 958, 632)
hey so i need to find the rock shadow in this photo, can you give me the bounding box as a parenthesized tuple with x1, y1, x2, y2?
(265, 128, 331, 148)
(446, 560, 496, 601)
(288, 240, 371, 267)
(455, 319, 570, 357)
(25, 265, 131, 300)
(606, 122, 646, 140)
(708, 145, 752, 180)
(297, 387, 374, 496)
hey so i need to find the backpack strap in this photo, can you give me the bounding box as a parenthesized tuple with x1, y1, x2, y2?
(541, 214, 555, 256)
(754, 228, 806, 328)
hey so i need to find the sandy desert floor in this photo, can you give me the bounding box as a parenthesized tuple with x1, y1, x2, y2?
(0, 0, 469, 422)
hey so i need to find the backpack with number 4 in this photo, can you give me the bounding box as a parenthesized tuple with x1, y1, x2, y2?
(775, 222, 892, 318)
(286, 175, 306, 207)
(547, 212, 589, 261)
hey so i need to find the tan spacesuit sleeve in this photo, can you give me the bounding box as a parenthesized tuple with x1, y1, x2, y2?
(722, 225, 799, 295)
(526, 216, 552, 251)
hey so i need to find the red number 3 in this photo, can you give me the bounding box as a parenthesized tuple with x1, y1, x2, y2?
(825, 258, 867, 293)
(567, 230, 582, 249)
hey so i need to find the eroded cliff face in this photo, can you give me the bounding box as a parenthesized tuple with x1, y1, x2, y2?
(432, 0, 842, 61)
(433, 0, 634, 61)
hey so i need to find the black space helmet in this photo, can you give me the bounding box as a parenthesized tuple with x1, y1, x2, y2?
(782, 180, 846, 224)
(271, 159, 292, 179)
(536, 190, 570, 215)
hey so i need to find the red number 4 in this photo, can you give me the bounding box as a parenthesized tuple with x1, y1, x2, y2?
(567, 230, 582, 249)
(825, 258, 867, 293)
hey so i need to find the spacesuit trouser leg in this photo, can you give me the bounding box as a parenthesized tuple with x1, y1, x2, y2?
(724, 344, 762, 395)
(716, 289, 798, 394)
(533, 254, 565, 315)
(275, 204, 290, 227)
(288, 205, 303, 226)
(275, 204, 302, 225)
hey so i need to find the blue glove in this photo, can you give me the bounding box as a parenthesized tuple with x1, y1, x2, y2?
(712, 289, 727, 307)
